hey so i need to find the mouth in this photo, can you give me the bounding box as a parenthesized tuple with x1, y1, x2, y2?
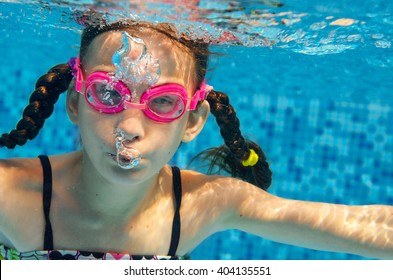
(108, 150, 142, 170)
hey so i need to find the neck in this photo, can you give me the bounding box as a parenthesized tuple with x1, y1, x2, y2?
(72, 151, 167, 220)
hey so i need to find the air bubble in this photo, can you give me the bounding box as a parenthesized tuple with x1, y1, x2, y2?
(112, 32, 161, 89)
(114, 128, 142, 170)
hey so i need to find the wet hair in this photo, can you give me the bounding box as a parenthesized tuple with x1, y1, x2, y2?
(196, 90, 272, 190)
(0, 64, 73, 148)
(0, 18, 272, 190)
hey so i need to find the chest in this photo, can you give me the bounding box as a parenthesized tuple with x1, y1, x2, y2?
(49, 197, 178, 255)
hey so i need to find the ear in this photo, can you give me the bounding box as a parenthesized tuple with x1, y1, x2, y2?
(66, 81, 80, 124)
(182, 100, 210, 143)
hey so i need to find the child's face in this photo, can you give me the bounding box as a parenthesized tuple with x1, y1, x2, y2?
(69, 29, 202, 184)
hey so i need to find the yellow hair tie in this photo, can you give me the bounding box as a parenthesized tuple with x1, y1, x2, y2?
(242, 149, 259, 167)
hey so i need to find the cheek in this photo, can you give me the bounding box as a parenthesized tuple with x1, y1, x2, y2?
(78, 105, 114, 148)
(152, 118, 187, 148)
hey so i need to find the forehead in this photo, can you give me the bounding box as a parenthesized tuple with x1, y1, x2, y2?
(82, 29, 195, 86)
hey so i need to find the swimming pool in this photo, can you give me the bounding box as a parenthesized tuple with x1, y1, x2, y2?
(0, 0, 392, 259)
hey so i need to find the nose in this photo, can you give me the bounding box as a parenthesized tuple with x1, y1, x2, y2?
(115, 110, 145, 143)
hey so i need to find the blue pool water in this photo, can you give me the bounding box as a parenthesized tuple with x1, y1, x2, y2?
(0, 0, 392, 259)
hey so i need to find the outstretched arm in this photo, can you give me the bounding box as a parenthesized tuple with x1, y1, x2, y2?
(221, 179, 393, 259)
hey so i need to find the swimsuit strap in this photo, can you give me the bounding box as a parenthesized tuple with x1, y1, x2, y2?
(38, 155, 54, 250)
(168, 166, 182, 256)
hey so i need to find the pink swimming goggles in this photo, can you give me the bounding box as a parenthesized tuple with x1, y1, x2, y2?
(68, 57, 212, 122)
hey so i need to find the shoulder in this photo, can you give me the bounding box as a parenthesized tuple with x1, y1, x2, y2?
(0, 152, 82, 208)
(0, 152, 81, 250)
(179, 169, 271, 204)
(175, 169, 278, 253)
(0, 157, 43, 193)
(179, 169, 295, 225)
(0, 152, 82, 192)
(178, 169, 273, 224)
(0, 157, 45, 248)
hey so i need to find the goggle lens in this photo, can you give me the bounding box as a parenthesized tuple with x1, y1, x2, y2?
(144, 92, 185, 120)
(86, 81, 123, 109)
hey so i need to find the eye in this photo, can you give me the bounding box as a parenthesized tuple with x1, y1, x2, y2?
(152, 96, 176, 105)
(149, 95, 183, 114)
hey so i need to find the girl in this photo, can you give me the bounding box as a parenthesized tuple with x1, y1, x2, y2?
(0, 20, 392, 260)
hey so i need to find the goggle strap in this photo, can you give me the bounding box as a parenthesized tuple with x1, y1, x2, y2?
(69, 56, 83, 93)
(189, 80, 213, 110)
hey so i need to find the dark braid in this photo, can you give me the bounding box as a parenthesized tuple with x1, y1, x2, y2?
(194, 90, 272, 190)
(0, 63, 73, 148)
